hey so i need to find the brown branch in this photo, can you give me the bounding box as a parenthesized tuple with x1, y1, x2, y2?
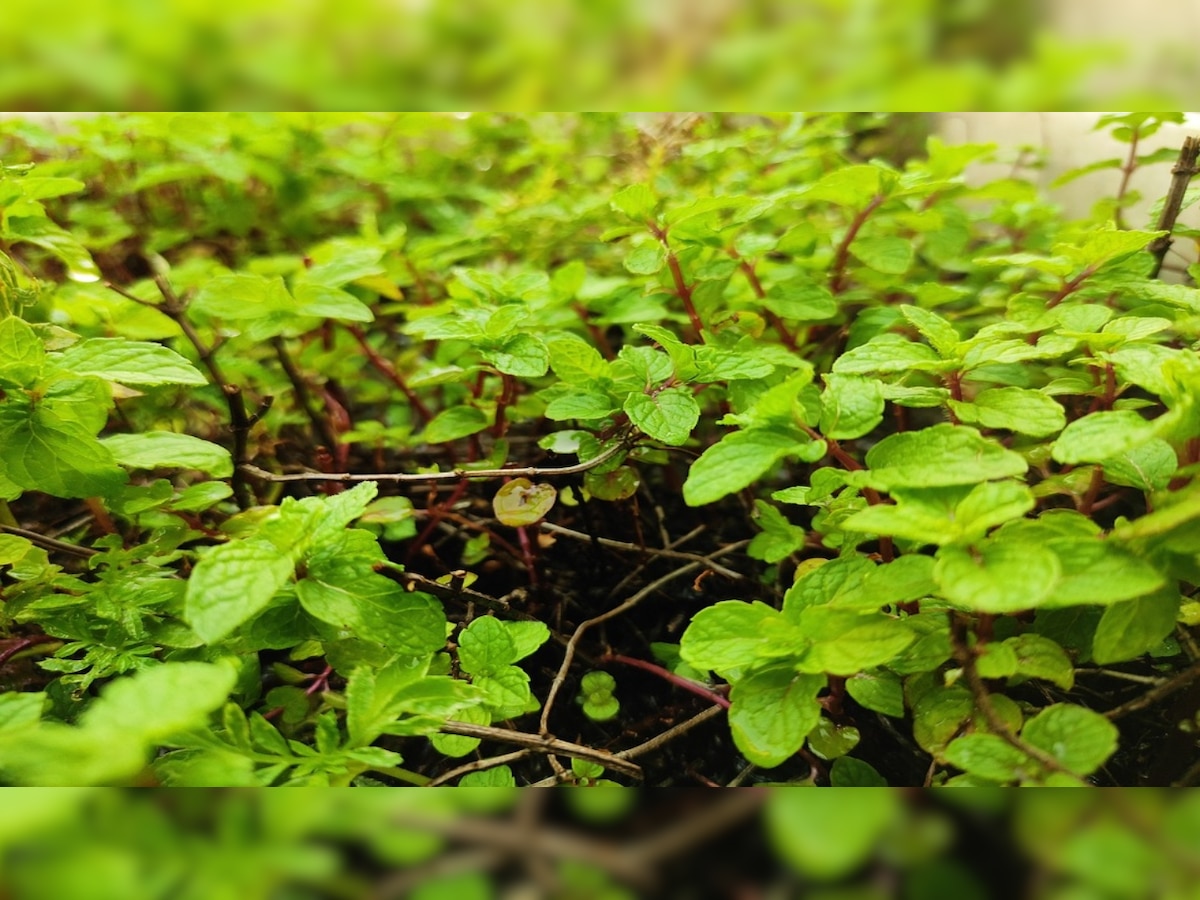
(436, 720, 643, 780)
(613, 704, 727, 761)
(105, 278, 258, 507)
(425, 748, 533, 787)
(949, 612, 1073, 779)
(538, 521, 745, 581)
(1148, 135, 1200, 279)
(238, 428, 631, 484)
(1104, 657, 1200, 720)
(0, 523, 97, 558)
(271, 336, 341, 453)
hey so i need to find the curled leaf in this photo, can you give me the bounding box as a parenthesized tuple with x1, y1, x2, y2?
(493, 478, 557, 526)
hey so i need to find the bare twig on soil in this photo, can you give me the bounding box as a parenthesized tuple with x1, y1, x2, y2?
(539, 521, 745, 581)
(425, 748, 534, 787)
(437, 720, 643, 780)
(539, 541, 749, 738)
(1103, 658, 1200, 720)
(239, 428, 632, 484)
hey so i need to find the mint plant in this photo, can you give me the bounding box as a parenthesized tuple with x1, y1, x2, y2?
(2, 112, 1199, 787)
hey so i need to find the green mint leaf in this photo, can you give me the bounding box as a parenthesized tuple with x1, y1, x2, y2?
(949, 387, 1066, 437)
(1109, 481, 1200, 541)
(806, 165, 882, 206)
(783, 554, 876, 615)
(190, 273, 293, 321)
(584, 465, 639, 500)
(633, 322, 699, 382)
(766, 785, 898, 879)
(291, 283, 374, 322)
(680, 600, 785, 676)
(0, 402, 127, 498)
(623, 242, 667, 275)
(935, 538, 1061, 613)
(943, 733, 1033, 783)
(298, 530, 445, 656)
(693, 346, 775, 381)
(483, 333, 549, 377)
(747, 500, 807, 564)
(974, 641, 1019, 679)
(6, 216, 101, 283)
(764, 278, 838, 321)
(1036, 537, 1164, 608)
(302, 239, 386, 287)
(544, 390, 619, 421)
(53, 338, 206, 386)
(616, 345, 673, 385)
(797, 613, 916, 676)
(624, 386, 699, 446)
(1091, 588, 1180, 664)
(421, 406, 489, 444)
(101, 431, 233, 477)
(849, 235, 912, 275)
(845, 671, 905, 718)
(547, 337, 609, 384)
(81, 661, 236, 744)
(185, 540, 296, 643)
(1101, 438, 1177, 491)
(1051, 410, 1158, 464)
(459, 766, 516, 787)
(831, 334, 945, 375)
(1062, 228, 1162, 270)
(729, 666, 824, 768)
(807, 717, 860, 760)
(475, 666, 536, 719)
(0, 316, 45, 387)
(819, 374, 885, 440)
(912, 683, 973, 754)
(952, 481, 1038, 542)
(506, 620, 550, 662)
(829, 756, 888, 786)
(848, 424, 1027, 492)
(684, 428, 817, 507)
(610, 184, 656, 221)
(345, 657, 430, 746)
(900, 305, 960, 357)
(1021, 704, 1118, 776)
(1003, 634, 1075, 690)
(458, 616, 518, 676)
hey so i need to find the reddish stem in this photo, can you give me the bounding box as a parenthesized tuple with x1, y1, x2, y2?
(731, 250, 797, 350)
(492, 373, 516, 439)
(516, 524, 540, 589)
(1046, 266, 1097, 309)
(346, 324, 433, 423)
(831, 194, 885, 293)
(602, 653, 731, 709)
(649, 221, 704, 338)
(406, 479, 470, 565)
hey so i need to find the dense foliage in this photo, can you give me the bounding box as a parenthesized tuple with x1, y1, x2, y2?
(1, 112, 1199, 789)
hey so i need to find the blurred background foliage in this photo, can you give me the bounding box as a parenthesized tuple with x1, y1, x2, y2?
(2, 789, 1200, 899)
(0, 0, 1191, 110)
